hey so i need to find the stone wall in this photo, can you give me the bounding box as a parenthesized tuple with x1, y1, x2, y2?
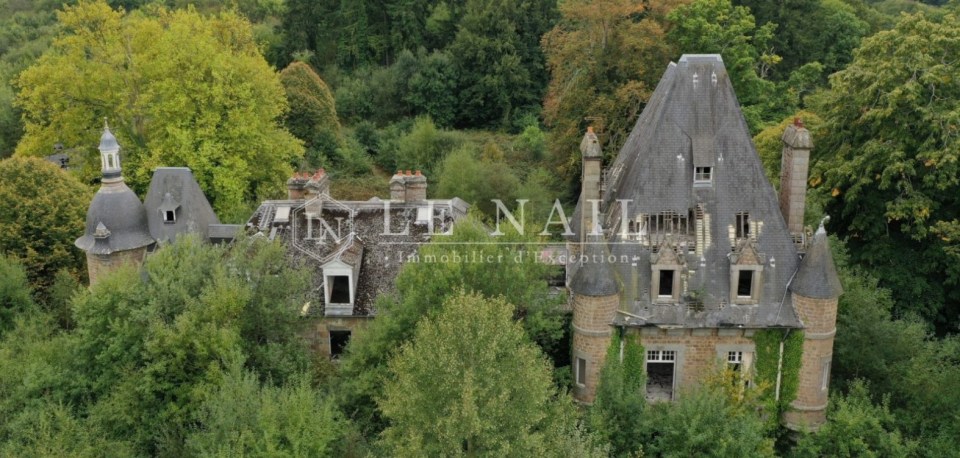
(784, 293, 838, 431)
(304, 315, 373, 358)
(635, 327, 756, 392)
(86, 246, 147, 286)
(571, 293, 618, 403)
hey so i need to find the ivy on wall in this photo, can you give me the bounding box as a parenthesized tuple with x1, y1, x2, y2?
(753, 329, 804, 415)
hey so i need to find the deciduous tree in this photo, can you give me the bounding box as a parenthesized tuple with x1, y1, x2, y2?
(15, 1, 303, 217)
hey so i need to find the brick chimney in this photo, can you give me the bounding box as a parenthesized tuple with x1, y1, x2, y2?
(779, 118, 813, 235)
(390, 171, 406, 201)
(405, 170, 427, 202)
(288, 169, 329, 200)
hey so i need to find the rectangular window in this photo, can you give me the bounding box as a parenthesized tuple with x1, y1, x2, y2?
(658, 270, 674, 297)
(646, 350, 676, 401)
(821, 359, 831, 391)
(737, 270, 754, 298)
(694, 166, 712, 184)
(164, 210, 175, 223)
(727, 351, 743, 371)
(329, 330, 351, 359)
(576, 357, 587, 386)
(330, 275, 351, 304)
(736, 212, 750, 239)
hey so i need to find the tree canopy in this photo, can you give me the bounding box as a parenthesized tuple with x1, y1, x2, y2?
(0, 157, 90, 293)
(15, 1, 303, 218)
(812, 11, 960, 329)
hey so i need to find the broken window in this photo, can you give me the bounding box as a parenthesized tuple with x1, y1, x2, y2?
(576, 357, 587, 386)
(737, 270, 754, 298)
(735, 212, 750, 239)
(658, 270, 675, 297)
(727, 351, 743, 371)
(164, 210, 176, 224)
(329, 330, 351, 359)
(637, 210, 696, 246)
(329, 275, 351, 304)
(646, 350, 676, 401)
(694, 166, 712, 184)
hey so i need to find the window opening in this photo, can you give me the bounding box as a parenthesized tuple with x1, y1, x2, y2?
(737, 270, 754, 298)
(736, 212, 750, 239)
(330, 330, 351, 359)
(694, 166, 712, 183)
(576, 357, 587, 386)
(330, 275, 351, 304)
(658, 270, 674, 297)
(164, 210, 175, 223)
(646, 350, 676, 401)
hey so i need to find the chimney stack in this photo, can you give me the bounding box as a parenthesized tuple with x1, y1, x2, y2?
(779, 118, 813, 235)
(390, 171, 406, 201)
(580, 126, 603, 244)
(288, 169, 329, 200)
(405, 170, 428, 202)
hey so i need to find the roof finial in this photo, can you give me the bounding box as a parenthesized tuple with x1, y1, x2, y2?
(104, 117, 109, 130)
(817, 215, 830, 235)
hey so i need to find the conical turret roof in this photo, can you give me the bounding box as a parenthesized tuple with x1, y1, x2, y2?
(790, 222, 843, 299)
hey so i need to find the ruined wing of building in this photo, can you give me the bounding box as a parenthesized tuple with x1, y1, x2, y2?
(567, 54, 842, 432)
(75, 124, 468, 360)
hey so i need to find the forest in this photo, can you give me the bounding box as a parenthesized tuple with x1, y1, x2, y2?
(1, 0, 959, 456)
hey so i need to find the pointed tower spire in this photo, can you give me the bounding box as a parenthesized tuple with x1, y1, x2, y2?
(790, 217, 842, 299)
(99, 118, 123, 182)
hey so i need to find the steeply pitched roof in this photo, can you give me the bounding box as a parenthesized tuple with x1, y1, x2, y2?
(791, 225, 843, 299)
(75, 181, 154, 255)
(573, 54, 802, 329)
(570, 233, 620, 297)
(144, 168, 219, 243)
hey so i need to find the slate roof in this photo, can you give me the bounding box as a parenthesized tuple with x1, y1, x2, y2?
(144, 167, 220, 243)
(570, 233, 620, 297)
(791, 224, 843, 299)
(248, 196, 469, 316)
(571, 55, 803, 329)
(75, 180, 155, 255)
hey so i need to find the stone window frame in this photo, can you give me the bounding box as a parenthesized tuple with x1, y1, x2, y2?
(820, 357, 832, 392)
(729, 264, 762, 305)
(716, 343, 756, 382)
(574, 352, 590, 389)
(643, 343, 686, 400)
(651, 265, 682, 304)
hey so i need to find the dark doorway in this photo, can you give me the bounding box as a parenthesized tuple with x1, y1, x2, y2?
(330, 275, 350, 303)
(329, 330, 351, 358)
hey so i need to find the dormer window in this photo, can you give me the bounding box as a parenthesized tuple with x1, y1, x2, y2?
(735, 212, 750, 239)
(650, 240, 684, 304)
(164, 210, 176, 224)
(159, 192, 180, 225)
(729, 240, 762, 304)
(736, 270, 754, 298)
(694, 166, 712, 185)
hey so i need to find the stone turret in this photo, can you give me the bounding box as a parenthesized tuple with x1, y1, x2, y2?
(75, 123, 155, 285)
(579, 127, 602, 245)
(779, 118, 813, 236)
(571, 229, 621, 404)
(783, 219, 843, 431)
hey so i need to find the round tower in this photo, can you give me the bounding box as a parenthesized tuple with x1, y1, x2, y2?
(75, 123, 155, 286)
(783, 220, 843, 431)
(571, 230, 621, 404)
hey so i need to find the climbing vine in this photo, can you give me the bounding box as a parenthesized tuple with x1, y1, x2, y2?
(752, 329, 803, 414)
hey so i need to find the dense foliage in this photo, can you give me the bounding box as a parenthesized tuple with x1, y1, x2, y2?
(15, 2, 302, 219)
(0, 157, 90, 293)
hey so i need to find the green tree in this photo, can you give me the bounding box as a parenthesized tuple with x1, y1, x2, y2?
(542, 0, 681, 191)
(336, 215, 565, 435)
(667, 0, 786, 131)
(279, 61, 343, 169)
(394, 115, 463, 173)
(436, 145, 521, 217)
(377, 291, 573, 456)
(792, 381, 916, 457)
(69, 235, 312, 453)
(811, 12, 960, 328)
(188, 365, 346, 457)
(0, 256, 35, 337)
(0, 157, 90, 294)
(15, 1, 303, 217)
(588, 333, 646, 457)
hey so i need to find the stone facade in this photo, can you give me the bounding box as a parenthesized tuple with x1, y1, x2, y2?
(304, 315, 372, 358)
(86, 246, 147, 286)
(636, 327, 756, 393)
(783, 293, 838, 430)
(571, 293, 618, 404)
